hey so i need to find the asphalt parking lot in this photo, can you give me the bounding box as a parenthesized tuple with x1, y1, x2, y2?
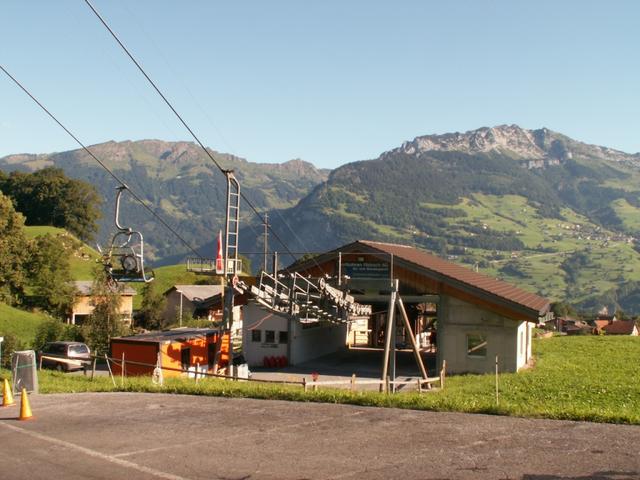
(1, 392, 639, 480)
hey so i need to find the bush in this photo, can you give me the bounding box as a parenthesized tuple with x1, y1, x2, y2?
(33, 318, 84, 351)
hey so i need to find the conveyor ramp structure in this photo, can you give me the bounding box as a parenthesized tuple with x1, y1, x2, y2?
(237, 271, 371, 324)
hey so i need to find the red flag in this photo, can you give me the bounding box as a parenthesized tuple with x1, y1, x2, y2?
(216, 230, 224, 273)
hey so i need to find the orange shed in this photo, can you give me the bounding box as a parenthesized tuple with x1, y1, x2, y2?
(110, 328, 230, 377)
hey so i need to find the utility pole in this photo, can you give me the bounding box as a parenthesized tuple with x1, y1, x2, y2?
(263, 213, 269, 272)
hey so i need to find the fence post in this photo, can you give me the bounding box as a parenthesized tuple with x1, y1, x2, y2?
(350, 374, 356, 392)
(302, 377, 307, 392)
(195, 362, 199, 383)
(121, 352, 125, 387)
(105, 354, 116, 387)
(440, 360, 446, 390)
(91, 357, 97, 381)
(417, 378, 422, 394)
(385, 376, 390, 394)
(495, 355, 499, 406)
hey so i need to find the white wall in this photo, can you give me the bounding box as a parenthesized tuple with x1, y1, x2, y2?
(242, 303, 288, 366)
(438, 296, 532, 374)
(242, 302, 348, 367)
(290, 321, 348, 366)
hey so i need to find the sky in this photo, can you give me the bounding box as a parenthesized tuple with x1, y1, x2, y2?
(1, 1, 639, 169)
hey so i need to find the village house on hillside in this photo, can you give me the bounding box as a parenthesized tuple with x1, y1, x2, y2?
(67, 280, 136, 325)
(163, 285, 243, 333)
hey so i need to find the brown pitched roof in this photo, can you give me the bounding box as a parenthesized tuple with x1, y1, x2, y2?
(357, 240, 549, 316)
(602, 320, 638, 335)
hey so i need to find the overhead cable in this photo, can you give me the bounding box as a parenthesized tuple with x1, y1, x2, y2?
(83, 0, 317, 267)
(0, 63, 204, 260)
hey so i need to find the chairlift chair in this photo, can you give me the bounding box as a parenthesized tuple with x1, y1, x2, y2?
(100, 186, 154, 283)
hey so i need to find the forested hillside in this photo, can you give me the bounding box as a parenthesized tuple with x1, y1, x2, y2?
(0, 140, 328, 261)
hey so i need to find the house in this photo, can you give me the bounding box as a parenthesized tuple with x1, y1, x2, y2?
(110, 327, 230, 377)
(67, 280, 136, 325)
(163, 285, 224, 324)
(242, 240, 550, 374)
(596, 319, 639, 336)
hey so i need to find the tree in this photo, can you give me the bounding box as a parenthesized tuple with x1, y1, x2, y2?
(1, 167, 102, 241)
(27, 234, 76, 317)
(0, 191, 28, 304)
(83, 267, 128, 355)
(139, 281, 166, 330)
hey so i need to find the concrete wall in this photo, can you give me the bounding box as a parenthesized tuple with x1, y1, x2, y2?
(242, 303, 289, 367)
(437, 296, 531, 374)
(290, 320, 348, 366)
(242, 302, 348, 367)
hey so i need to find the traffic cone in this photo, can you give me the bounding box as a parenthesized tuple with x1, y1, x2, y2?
(18, 388, 33, 420)
(1, 378, 14, 407)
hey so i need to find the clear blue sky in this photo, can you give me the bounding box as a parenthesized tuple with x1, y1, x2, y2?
(1, 1, 639, 168)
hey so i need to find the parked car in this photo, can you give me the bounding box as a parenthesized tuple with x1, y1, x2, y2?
(39, 341, 91, 372)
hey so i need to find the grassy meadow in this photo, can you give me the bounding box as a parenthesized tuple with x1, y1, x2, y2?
(4, 336, 638, 425)
(0, 303, 49, 345)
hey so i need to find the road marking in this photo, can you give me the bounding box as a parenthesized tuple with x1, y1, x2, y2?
(0, 421, 193, 480)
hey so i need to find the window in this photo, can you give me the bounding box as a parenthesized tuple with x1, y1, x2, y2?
(265, 330, 275, 343)
(278, 331, 288, 344)
(181, 348, 191, 370)
(467, 333, 487, 358)
(207, 342, 216, 369)
(251, 330, 262, 343)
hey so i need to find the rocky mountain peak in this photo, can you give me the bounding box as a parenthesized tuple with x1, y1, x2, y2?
(397, 124, 548, 159)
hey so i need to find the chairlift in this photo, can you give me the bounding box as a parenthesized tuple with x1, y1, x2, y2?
(100, 185, 154, 283)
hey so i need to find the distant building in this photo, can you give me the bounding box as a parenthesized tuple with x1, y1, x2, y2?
(163, 285, 224, 324)
(67, 280, 136, 325)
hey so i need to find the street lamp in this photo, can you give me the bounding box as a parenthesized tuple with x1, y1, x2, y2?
(176, 289, 183, 327)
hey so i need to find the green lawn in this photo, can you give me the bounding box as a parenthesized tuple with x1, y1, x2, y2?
(4, 336, 638, 424)
(24, 226, 100, 280)
(0, 303, 49, 345)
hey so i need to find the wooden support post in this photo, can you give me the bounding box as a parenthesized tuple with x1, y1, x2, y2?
(302, 377, 307, 392)
(91, 357, 97, 381)
(440, 360, 446, 389)
(121, 352, 125, 386)
(385, 375, 390, 394)
(417, 378, 422, 394)
(312, 380, 317, 392)
(350, 374, 356, 392)
(39, 354, 43, 371)
(380, 280, 398, 392)
(396, 296, 429, 381)
(195, 362, 199, 383)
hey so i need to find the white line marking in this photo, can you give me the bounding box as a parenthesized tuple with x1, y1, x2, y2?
(0, 422, 193, 480)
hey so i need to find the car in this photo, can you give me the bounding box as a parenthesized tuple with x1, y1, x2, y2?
(39, 341, 91, 372)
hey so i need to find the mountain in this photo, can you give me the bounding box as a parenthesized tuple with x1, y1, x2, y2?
(0, 140, 328, 261)
(262, 125, 640, 311)
(3, 127, 640, 312)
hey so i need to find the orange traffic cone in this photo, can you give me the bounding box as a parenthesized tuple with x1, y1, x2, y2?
(18, 388, 33, 420)
(1, 378, 14, 407)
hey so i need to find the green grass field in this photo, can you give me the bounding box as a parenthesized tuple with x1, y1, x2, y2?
(4, 336, 638, 424)
(0, 303, 49, 345)
(24, 226, 101, 280)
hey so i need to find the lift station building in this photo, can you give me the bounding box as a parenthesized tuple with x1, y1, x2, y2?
(242, 240, 550, 375)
